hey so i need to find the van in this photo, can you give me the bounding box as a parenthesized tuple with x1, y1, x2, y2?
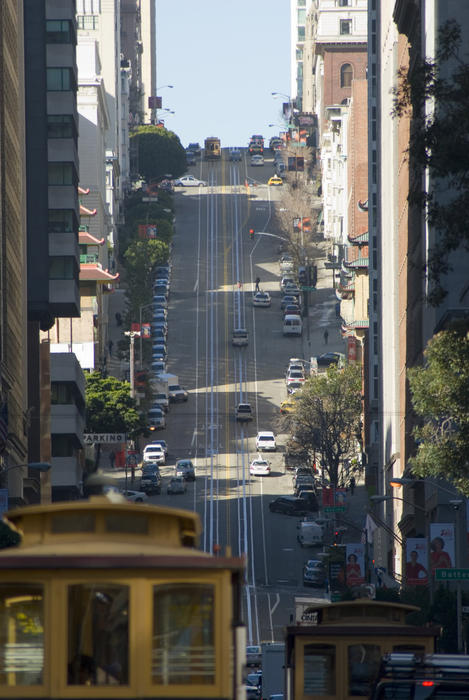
(297, 521, 323, 547)
(283, 314, 303, 336)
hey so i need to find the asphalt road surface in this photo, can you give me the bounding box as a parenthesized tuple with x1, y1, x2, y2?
(143, 147, 328, 644)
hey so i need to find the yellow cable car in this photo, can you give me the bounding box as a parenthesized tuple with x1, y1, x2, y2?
(0, 496, 245, 699)
(204, 137, 221, 160)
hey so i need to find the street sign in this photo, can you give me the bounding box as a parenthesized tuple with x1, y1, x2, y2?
(435, 568, 469, 581)
(83, 433, 126, 445)
(301, 286, 317, 292)
(324, 505, 346, 513)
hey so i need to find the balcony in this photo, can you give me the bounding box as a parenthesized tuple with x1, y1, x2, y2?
(80, 253, 99, 264)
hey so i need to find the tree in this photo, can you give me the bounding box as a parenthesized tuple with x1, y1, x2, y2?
(393, 20, 469, 305)
(122, 238, 168, 319)
(289, 364, 362, 487)
(407, 326, 469, 494)
(130, 126, 186, 181)
(85, 372, 146, 469)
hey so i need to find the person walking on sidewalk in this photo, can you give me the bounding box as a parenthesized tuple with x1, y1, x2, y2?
(324, 329, 329, 345)
(255, 276, 260, 292)
(350, 475, 356, 495)
(109, 450, 115, 469)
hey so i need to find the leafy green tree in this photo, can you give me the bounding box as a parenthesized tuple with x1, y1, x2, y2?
(408, 327, 469, 494)
(289, 363, 362, 487)
(122, 238, 168, 319)
(130, 125, 186, 181)
(85, 372, 146, 468)
(393, 19, 469, 305)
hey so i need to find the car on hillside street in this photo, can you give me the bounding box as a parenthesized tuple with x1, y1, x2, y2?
(174, 175, 206, 187)
(256, 431, 277, 451)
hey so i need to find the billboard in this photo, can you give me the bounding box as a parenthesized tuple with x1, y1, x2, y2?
(405, 538, 429, 585)
(345, 543, 365, 586)
(429, 523, 455, 574)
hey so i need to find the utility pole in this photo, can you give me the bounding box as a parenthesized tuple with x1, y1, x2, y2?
(124, 331, 140, 399)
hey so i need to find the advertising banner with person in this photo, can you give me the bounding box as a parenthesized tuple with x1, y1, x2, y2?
(429, 523, 455, 574)
(405, 538, 429, 585)
(345, 543, 365, 586)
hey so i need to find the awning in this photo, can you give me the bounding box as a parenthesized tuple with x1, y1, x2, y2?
(79, 231, 105, 245)
(80, 203, 97, 216)
(79, 263, 119, 282)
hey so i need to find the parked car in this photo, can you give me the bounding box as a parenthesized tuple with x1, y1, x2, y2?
(256, 431, 276, 451)
(175, 459, 195, 481)
(246, 645, 262, 667)
(250, 154, 264, 167)
(252, 291, 271, 307)
(303, 559, 327, 587)
(167, 476, 186, 495)
(173, 175, 206, 187)
(281, 295, 300, 310)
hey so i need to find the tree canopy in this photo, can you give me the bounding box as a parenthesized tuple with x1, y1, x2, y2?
(122, 238, 168, 318)
(85, 372, 146, 438)
(408, 326, 469, 494)
(130, 126, 186, 181)
(286, 363, 362, 487)
(393, 19, 469, 305)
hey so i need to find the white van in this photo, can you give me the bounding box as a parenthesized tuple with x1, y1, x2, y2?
(283, 314, 303, 336)
(297, 521, 323, 547)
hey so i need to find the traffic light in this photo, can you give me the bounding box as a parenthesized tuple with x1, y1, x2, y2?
(249, 228, 254, 240)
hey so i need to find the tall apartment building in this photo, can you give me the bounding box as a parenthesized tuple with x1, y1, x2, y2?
(121, 0, 156, 126)
(25, 0, 83, 503)
(368, 0, 469, 578)
(0, 0, 29, 503)
(290, 0, 314, 110)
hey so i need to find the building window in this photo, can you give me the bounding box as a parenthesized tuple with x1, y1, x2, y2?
(48, 210, 76, 233)
(77, 15, 99, 30)
(48, 163, 76, 186)
(46, 67, 75, 91)
(46, 20, 73, 44)
(152, 583, 215, 685)
(339, 0, 350, 6)
(51, 435, 75, 458)
(297, 9, 306, 24)
(68, 584, 129, 686)
(0, 584, 44, 686)
(340, 19, 352, 35)
(51, 382, 75, 405)
(49, 257, 76, 280)
(47, 115, 76, 139)
(340, 63, 353, 87)
(297, 26, 305, 42)
(296, 47, 303, 60)
(297, 0, 306, 6)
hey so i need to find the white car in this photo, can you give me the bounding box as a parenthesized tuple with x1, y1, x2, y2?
(250, 458, 271, 476)
(121, 489, 148, 503)
(256, 431, 277, 452)
(250, 154, 264, 166)
(142, 445, 166, 465)
(286, 370, 306, 387)
(252, 291, 271, 307)
(174, 175, 207, 187)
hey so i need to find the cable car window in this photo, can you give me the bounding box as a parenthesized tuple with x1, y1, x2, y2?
(348, 644, 381, 696)
(303, 643, 335, 695)
(68, 584, 129, 686)
(0, 583, 44, 686)
(51, 513, 95, 533)
(105, 513, 148, 534)
(152, 583, 215, 685)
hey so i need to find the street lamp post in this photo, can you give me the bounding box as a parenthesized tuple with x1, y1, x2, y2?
(1, 462, 52, 506)
(124, 331, 141, 399)
(389, 478, 465, 652)
(154, 85, 173, 123)
(138, 303, 154, 366)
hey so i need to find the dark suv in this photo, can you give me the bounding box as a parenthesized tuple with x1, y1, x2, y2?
(269, 496, 315, 516)
(140, 465, 162, 494)
(175, 459, 195, 481)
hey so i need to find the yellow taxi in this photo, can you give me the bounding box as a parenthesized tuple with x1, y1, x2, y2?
(268, 175, 283, 186)
(280, 398, 297, 414)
